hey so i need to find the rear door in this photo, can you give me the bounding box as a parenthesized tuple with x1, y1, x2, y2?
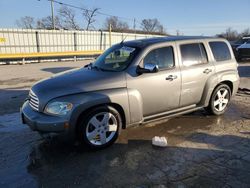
(177, 41, 215, 107)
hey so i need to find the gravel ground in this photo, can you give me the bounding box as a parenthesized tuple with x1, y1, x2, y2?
(0, 61, 249, 187)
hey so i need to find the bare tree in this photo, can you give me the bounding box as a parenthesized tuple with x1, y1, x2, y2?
(58, 6, 79, 30)
(104, 16, 129, 31)
(37, 16, 62, 29)
(141, 18, 165, 33)
(83, 8, 99, 30)
(157, 25, 165, 34)
(224, 27, 239, 41)
(217, 27, 239, 41)
(16, 16, 35, 29)
(240, 28, 250, 37)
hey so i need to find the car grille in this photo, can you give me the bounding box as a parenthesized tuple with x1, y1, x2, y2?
(29, 90, 39, 111)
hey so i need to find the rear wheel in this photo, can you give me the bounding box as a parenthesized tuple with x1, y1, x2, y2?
(78, 106, 122, 149)
(206, 84, 231, 115)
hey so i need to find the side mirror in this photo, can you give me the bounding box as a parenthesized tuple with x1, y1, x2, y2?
(136, 63, 159, 74)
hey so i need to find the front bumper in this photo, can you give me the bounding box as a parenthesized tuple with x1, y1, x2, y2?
(21, 101, 70, 133)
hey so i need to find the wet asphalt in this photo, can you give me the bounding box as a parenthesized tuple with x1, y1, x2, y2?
(0, 62, 250, 187)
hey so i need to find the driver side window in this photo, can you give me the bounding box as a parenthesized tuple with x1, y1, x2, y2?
(143, 46, 175, 70)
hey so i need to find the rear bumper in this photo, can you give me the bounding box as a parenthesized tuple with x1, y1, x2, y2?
(21, 101, 70, 133)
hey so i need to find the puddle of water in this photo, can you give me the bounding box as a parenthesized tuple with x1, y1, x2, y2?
(2, 103, 245, 187)
(0, 112, 27, 132)
(118, 103, 245, 146)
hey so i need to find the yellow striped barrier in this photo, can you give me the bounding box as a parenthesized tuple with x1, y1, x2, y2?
(0, 38, 6, 43)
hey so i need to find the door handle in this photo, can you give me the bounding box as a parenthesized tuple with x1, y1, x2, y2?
(166, 75, 177, 81)
(203, 68, 212, 74)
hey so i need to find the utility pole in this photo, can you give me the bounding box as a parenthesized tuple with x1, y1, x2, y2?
(109, 24, 112, 47)
(176, 30, 180, 36)
(133, 18, 136, 34)
(50, 0, 55, 30)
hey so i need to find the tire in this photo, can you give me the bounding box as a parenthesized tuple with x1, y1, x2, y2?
(206, 84, 231, 115)
(77, 106, 122, 149)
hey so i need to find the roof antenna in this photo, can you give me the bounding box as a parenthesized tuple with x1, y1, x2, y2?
(120, 35, 128, 45)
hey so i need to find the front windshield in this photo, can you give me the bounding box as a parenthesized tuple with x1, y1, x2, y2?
(93, 44, 139, 72)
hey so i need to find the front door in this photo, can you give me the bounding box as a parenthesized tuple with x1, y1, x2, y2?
(127, 44, 181, 117)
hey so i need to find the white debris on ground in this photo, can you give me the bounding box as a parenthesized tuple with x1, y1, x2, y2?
(0, 112, 27, 132)
(152, 136, 168, 147)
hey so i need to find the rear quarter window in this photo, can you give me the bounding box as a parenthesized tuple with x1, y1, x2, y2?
(209, 41, 231, 61)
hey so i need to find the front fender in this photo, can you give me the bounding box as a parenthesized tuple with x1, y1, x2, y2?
(53, 88, 130, 134)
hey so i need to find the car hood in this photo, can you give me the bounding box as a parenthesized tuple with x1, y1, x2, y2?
(238, 43, 250, 49)
(31, 68, 126, 109)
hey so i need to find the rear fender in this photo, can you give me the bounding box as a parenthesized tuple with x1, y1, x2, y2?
(201, 70, 239, 106)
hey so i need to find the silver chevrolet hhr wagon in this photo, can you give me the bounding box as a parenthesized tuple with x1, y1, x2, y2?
(21, 36, 239, 149)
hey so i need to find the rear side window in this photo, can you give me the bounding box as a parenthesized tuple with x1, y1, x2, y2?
(209, 41, 231, 61)
(144, 46, 174, 70)
(180, 43, 208, 66)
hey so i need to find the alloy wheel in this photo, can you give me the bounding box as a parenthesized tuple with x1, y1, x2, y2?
(85, 112, 118, 146)
(213, 88, 229, 112)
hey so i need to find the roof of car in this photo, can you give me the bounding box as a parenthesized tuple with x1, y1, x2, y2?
(124, 36, 216, 48)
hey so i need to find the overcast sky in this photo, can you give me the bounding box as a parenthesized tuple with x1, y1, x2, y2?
(0, 0, 250, 35)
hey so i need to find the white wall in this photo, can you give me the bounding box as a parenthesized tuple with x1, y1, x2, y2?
(0, 29, 165, 54)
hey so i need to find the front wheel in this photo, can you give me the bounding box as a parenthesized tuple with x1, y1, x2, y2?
(206, 84, 231, 115)
(78, 106, 122, 149)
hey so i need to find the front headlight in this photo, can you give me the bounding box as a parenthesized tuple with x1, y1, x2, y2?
(44, 102, 73, 116)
